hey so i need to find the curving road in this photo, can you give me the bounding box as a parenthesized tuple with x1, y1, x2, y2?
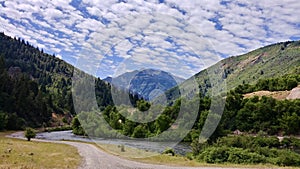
(63, 141, 248, 169)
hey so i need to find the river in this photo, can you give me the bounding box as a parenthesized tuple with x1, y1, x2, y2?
(35, 130, 191, 155)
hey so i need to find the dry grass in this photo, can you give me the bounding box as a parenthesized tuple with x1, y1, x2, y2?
(132, 154, 208, 167)
(94, 143, 207, 166)
(0, 132, 81, 169)
(95, 143, 158, 158)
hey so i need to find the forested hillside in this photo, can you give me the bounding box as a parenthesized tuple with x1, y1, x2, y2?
(0, 55, 52, 129)
(0, 33, 113, 130)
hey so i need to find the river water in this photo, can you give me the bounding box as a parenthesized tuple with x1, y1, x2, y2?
(35, 130, 191, 155)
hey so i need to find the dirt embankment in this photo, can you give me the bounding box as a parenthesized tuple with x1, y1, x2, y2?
(244, 85, 300, 100)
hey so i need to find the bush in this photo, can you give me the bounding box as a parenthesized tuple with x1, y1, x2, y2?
(195, 137, 300, 167)
(72, 116, 85, 135)
(227, 148, 266, 164)
(271, 150, 300, 166)
(197, 146, 267, 164)
(281, 137, 300, 149)
(162, 148, 175, 156)
(254, 147, 278, 158)
(137, 100, 151, 112)
(25, 128, 36, 141)
(254, 136, 280, 148)
(190, 139, 209, 155)
(197, 146, 229, 163)
(186, 152, 194, 160)
(215, 136, 280, 150)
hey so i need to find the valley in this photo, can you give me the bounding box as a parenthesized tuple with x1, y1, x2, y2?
(0, 33, 300, 168)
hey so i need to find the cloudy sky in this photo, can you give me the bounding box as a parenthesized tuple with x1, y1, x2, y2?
(0, 0, 299, 79)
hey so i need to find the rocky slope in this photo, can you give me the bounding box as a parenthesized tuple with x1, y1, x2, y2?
(104, 69, 184, 100)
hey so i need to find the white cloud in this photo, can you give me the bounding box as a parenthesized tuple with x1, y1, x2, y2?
(56, 54, 62, 59)
(0, 0, 299, 78)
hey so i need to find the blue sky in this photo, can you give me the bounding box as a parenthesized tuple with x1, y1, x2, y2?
(0, 0, 299, 79)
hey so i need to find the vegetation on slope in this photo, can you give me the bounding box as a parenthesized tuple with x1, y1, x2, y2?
(0, 33, 114, 130)
(194, 41, 300, 95)
(0, 55, 53, 129)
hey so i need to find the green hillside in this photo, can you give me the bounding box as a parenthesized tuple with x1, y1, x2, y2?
(195, 41, 300, 95)
(0, 33, 113, 130)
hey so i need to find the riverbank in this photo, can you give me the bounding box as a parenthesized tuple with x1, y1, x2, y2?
(33, 130, 192, 155)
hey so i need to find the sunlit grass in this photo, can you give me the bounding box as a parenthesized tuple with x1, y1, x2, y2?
(96, 143, 158, 158)
(0, 132, 81, 169)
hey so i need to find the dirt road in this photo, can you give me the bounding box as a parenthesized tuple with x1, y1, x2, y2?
(63, 141, 251, 169)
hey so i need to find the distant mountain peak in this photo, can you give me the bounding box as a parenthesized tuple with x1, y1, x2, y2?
(105, 68, 185, 100)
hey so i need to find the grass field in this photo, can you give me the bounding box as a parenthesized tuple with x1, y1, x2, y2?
(0, 132, 81, 169)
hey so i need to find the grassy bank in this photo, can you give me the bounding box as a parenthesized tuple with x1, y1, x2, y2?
(94, 142, 297, 168)
(0, 132, 81, 169)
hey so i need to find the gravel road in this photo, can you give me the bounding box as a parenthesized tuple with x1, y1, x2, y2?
(63, 141, 252, 169)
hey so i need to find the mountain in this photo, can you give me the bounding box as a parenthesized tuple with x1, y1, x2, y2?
(104, 69, 185, 100)
(0, 33, 113, 129)
(195, 41, 300, 95)
(103, 76, 112, 83)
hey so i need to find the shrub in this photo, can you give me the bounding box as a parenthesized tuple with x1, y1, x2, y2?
(25, 128, 36, 141)
(254, 136, 280, 148)
(197, 146, 229, 163)
(254, 147, 278, 158)
(137, 100, 151, 112)
(227, 148, 266, 164)
(72, 117, 85, 135)
(272, 150, 300, 166)
(197, 146, 266, 164)
(186, 152, 194, 160)
(162, 148, 175, 156)
(281, 137, 300, 149)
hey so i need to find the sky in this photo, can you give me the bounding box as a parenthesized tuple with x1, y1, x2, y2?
(0, 0, 300, 79)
